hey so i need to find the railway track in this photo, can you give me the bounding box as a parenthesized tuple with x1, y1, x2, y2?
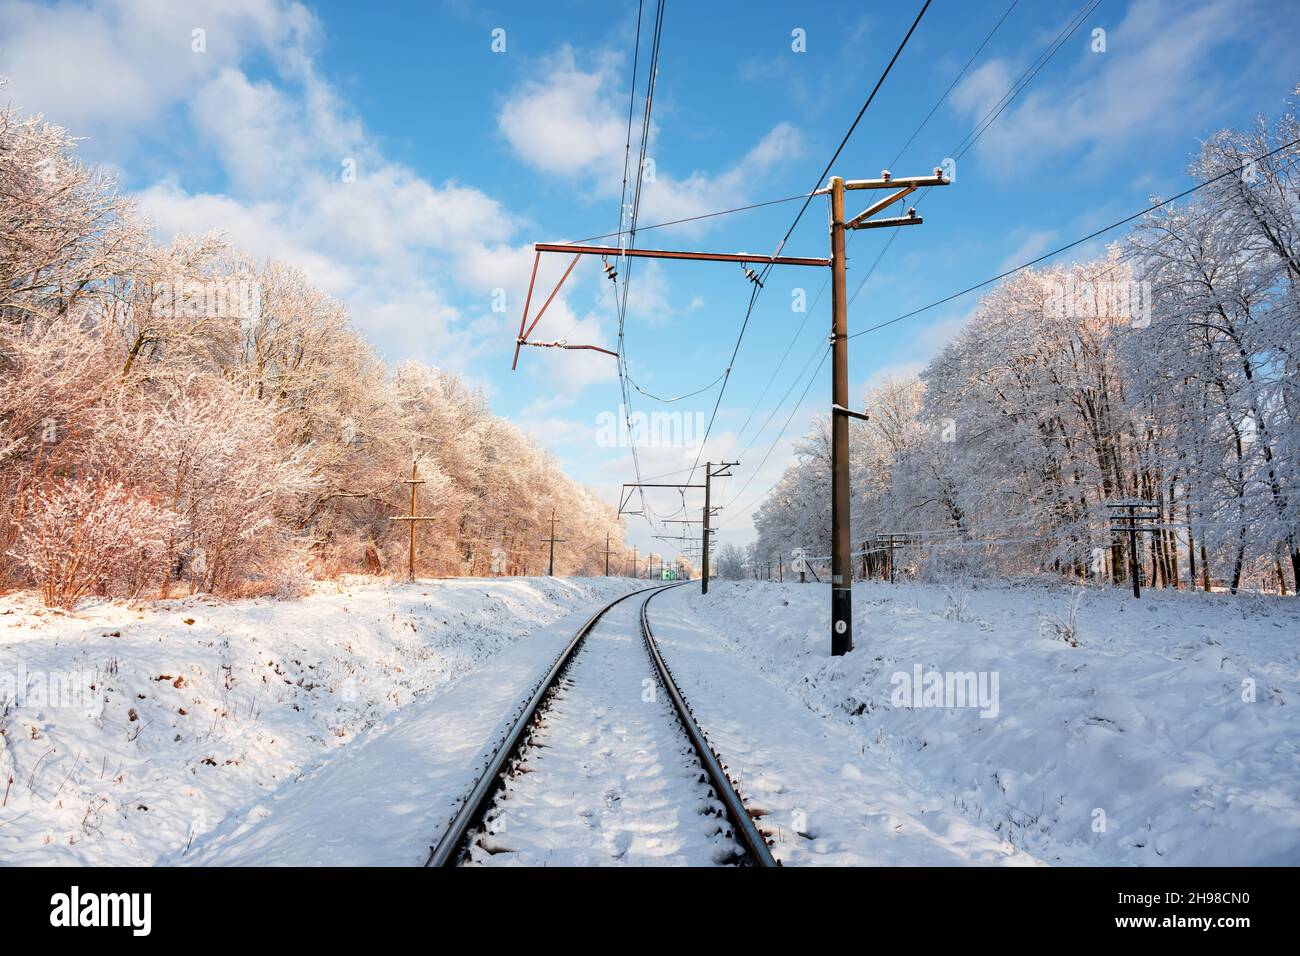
(425, 583, 776, 867)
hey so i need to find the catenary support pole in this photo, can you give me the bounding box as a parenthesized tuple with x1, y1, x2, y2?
(829, 176, 853, 656)
(702, 462, 712, 595)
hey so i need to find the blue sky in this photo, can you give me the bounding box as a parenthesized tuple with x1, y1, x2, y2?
(2, 0, 1298, 562)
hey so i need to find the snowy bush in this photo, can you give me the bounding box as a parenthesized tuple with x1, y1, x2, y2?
(10, 478, 180, 608)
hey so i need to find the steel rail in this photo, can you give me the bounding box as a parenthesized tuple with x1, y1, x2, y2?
(426, 582, 775, 867)
(425, 584, 663, 866)
(639, 584, 778, 867)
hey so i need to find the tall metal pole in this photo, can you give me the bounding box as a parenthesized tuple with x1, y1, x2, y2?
(829, 176, 853, 656)
(604, 532, 611, 576)
(701, 462, 712, 595)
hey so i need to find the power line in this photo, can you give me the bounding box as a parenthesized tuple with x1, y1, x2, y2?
(952, 0, 1101, 162)
(717, 345, 829, 524)
(897, 150, 1300, 393)
(734, 145, 1300, 538)
(890, 0, 1021, 170)
(614, 0, 667, 534)
(563, 193, 812, 246)
(849, 134, 1300, 339)
(848, 0, 1101, 308)
(685, 0, 934, 488)
(718, 0, 1100, 525)
(721, 0, 1021, 489)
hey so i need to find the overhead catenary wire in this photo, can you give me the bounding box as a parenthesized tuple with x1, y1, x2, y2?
(561, 192, 814, 247)
(849, 134, 1300, 340)
(716, 344, 830, 525)
(717, 0, 1023, 509)
(614, 0, 667, 534)
(627, 368, 728, 403)
(847, 0, 1102, 309)
(684, 0, 934, 492)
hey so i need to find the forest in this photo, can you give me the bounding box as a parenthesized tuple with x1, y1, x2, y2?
(0, 105, 624, 607)
(750, 95, 1300, 595)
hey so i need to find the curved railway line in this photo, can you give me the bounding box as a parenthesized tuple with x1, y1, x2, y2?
(426, 583, 776, 867)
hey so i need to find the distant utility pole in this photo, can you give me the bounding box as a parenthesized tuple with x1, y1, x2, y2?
(701, 461, 737, 595)
(389, 460, 439, 581)
(1107, 500, 1161, 599)
(876, 532, 912, 584)
(618, 477, 721, 591)
(630, 545, 638, 578)
(600, 533, 617, 576)
(540, 508, 566, 576)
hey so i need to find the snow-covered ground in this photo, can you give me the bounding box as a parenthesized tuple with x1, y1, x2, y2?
(4, 574, 1294, 867)
(0, 576, 638, 865)
(648, 590, 1034, 865)
(659, 579, 1300, 866)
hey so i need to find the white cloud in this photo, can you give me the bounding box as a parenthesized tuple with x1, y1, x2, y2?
(497, 47, 626, 180)
(948, 0, 1254, 171)
(0, 0, 316, 141)
(2, 0, 573, 379)
(497, 45, 805, 227)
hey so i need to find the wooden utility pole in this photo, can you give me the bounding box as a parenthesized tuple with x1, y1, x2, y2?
(1128, 504, 1141, 598)
(600, 533, 616, 576)
(540, 508, 566, 576)
(630, 545, 638, 578)
(1106, 500, 1162, 598)
(389, 460, 438, 581)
